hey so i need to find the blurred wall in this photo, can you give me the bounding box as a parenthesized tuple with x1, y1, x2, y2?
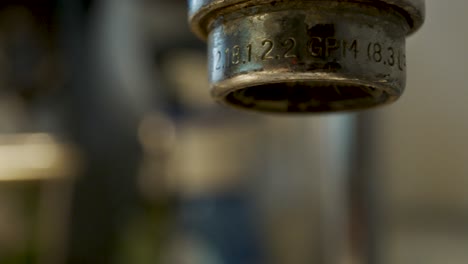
(376, 0, 468, 263)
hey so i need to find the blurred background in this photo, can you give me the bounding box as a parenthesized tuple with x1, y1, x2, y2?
(0, 0, 466, 263)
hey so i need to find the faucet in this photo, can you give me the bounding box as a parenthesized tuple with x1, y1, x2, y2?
(188, 0, 425, 113)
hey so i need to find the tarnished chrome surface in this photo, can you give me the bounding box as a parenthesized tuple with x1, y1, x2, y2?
(188, 0, 425, 113)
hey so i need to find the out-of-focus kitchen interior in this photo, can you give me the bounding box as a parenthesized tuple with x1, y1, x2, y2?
(0, 0, 466, 263)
